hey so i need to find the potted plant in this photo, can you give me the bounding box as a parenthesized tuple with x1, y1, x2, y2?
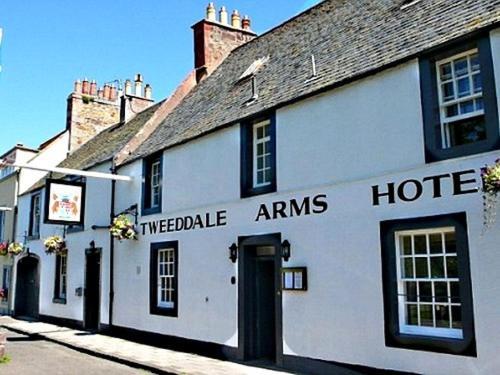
(481, 158, 500, 229)
(0, 243, 8, 256)
(43, 236, 67, 255)
(7, 242, 23, 256)
(110, 214, 138, 241)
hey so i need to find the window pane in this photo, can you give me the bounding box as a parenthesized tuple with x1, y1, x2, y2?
(435, 305, 450, 328)
(414, 235, 427, 254)
(429, 233, 442, 254)
(459, 100, 475, 114)
(401, 236, 412, 255)
(448, 117, 486, 147)
(470, 54, 480, 71)
(405, 281, 417, 302)
(472, 74, 482, 93)
(454, 58, 468, 77)
(264, 123, 270, 137)
(257, 143, 264, 155)
(257, 171, 264, 184)
(450, 281, 460, 303)
(257, 156, 264, 169)
(264, 169, 272, 184)
(457, 78, 470, 97)
(445, 104, 458, 118)
(446, 256, 458, 278)
(419, 281, 432, 302)
(420, 304, 433, 327)
(475, 98, 484, 111)
(415, 258, 428, 278)
(451, 306, 463, 329)
(257, 126, 264, 139)
(430, 257, 445, 278)
(403, 258, 414, 278)
(406, 304, 419, 326)
(442, 82, 454, 101)
(440, 63, 452, 80)
(434, 281, 448, 302)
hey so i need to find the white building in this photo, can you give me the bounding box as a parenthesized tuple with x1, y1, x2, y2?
(12, 1, 500, 374)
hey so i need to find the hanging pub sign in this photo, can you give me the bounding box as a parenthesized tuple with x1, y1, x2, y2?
(44, 179, 86, 225)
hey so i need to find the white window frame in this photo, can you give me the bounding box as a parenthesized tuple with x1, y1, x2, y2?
(31, 194, 41, 237)
(252, 119, 272, 188)
(150, 160, 161, 208)
(436, 49, 484, 148)
(157, 248, 175, 309)
(395, 227, 463, 340)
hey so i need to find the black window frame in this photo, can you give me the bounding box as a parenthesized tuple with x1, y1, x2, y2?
(141, 152, 163, 216)
(149, 240, 178, 317)
(28, 191, 42, 239)
(240, 113, 277, 198)
(420, 33, 499, 163)
(53, 253, 67, 304)
(380, 212, 476, 356)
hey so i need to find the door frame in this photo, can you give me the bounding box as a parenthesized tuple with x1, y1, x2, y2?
(14, 253, 40, 319)
(84, 247, 102, 331)
(237, 232, 283, 365)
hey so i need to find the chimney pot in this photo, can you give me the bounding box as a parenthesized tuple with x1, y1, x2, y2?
(109, 85, 117, 101)
(242, 15, 251, 30)
(103, 84, 111, 100)
(206, 2, 216, 21)
(89, 80, 97, 96)
(134, 78, 143, 97)
(124, 79, 132, 95)
(144, 84, 152, 100)
(82, 78, 90, 94)
(219, 6, 228, 24)
(74, 79, 82, 93)
(231, 10, 240, 28)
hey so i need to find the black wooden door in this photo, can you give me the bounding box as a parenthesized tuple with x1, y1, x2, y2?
(84, 249, 101, 330)
(15, 256, 39, 319)
(245, 246, 276, 361)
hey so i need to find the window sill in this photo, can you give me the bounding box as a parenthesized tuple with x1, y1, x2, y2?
(27, 235, 40, 241)
(66, 226, 84, 234)
(241, 183, 276, 199)
(150, 306, 177, 317)
(387, 331, 475, 357)
(52, 298, 67, 305)
(142, 206, 161, 217)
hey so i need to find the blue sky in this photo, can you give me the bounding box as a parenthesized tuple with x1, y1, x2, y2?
(0, 0, 321, 152)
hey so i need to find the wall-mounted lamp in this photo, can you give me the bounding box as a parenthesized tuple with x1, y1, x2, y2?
(229, 243, 238, 263)
(281, 240, 291, 262)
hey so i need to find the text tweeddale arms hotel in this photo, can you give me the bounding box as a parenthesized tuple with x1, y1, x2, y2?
(3, 1, 500, 374)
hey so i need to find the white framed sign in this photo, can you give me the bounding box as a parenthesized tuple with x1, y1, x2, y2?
(44, 179, 86, 225)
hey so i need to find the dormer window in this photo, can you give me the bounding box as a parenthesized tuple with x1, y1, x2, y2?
(142, 153, 162, 215)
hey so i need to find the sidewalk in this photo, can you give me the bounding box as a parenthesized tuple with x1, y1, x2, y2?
(0, 317, 293, 375)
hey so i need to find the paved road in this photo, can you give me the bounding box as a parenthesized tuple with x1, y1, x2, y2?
(0, 330, 150, 375)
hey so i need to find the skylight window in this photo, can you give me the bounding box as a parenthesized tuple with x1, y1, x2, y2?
(237, 56, 269, 82)
(400, 0, 422, 10)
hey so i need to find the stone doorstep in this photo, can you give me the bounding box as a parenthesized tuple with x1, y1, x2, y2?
(0, 320, 289, 375)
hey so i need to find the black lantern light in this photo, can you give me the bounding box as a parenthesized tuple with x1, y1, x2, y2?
(281, 240, 291, 262)
(229, 243, 238, 263)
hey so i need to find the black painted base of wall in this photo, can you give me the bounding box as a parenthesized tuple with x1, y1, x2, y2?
(33, 314, 414, 375)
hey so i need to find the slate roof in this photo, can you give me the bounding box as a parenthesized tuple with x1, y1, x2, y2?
(129, 0, 500, 162)
(23, 101, 162, 194)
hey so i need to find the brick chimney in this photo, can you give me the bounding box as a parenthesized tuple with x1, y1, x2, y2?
(192, 3, 256, 83)
(67, 78, 121, 151)
(119, 74, 155, 123)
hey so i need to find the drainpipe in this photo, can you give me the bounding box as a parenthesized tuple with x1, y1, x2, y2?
(9, 170, 20, 315)
(108, 161, 116, 330)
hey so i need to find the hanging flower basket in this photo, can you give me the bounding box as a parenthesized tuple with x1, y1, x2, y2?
(0, 242, 8, 257)
(110, 214, 138, 241)
(8, 242, 23, 256)
(481, 158, 500, 229)
(43, 236, 67, 255)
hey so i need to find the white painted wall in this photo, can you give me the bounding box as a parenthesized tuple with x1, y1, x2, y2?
(13, 27, 500, 375)
(18, 131, 69, 195)
(14, 161, 112, 324)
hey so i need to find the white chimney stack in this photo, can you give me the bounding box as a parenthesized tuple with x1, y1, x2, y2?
(219, 6, 228, 24)
(134, 74, 143, 97)
(206, 2, 216, 21)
